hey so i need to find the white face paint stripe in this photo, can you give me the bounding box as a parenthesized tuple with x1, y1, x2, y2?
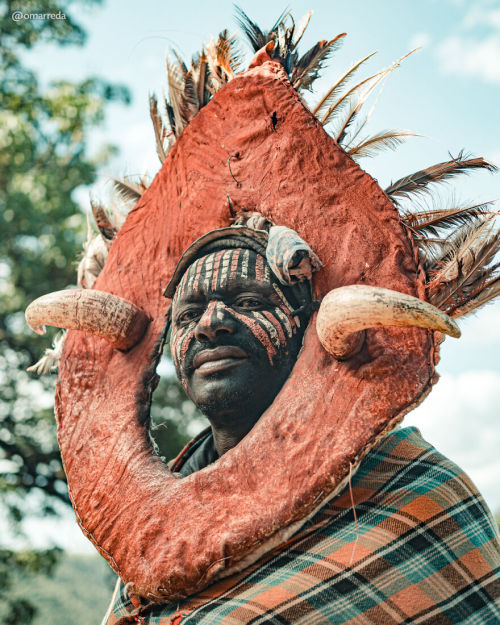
(272, 283, 294, 313)
(220, 250, 231, 286)
(215, 301, 225, 322)
(203, 254, 215, 293)
(254, 311, 281, 350)
(273, 306, 294, 338)
(241, 248, 250, 281)
(272, 283, 300, 328)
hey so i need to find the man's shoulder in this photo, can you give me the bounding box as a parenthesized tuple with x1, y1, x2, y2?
(356, 426, 476, 493)
(328, 426, 500, 554)
(346, 426, 493, 515)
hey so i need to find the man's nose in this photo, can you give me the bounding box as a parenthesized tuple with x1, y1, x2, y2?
(194, 301, 236, 342)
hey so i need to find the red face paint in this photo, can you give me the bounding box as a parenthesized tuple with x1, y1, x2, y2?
(169, 247, 310, 429)
(171, 249, 299, 372)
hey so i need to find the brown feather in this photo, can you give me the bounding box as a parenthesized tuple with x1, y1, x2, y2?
(312, 52, 377, 118)
(90, 201, 117, 241)
(424, 217, 499, 314)
(347, 129, 417, 160)
(386, 152, 497, 199)
(149, 94, 168, 163)
(449, 274, 500, 318)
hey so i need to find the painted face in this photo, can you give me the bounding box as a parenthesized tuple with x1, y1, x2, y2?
(170, 248, 305, 424)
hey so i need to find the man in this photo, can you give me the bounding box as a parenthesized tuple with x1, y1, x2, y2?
(25, 10, 500, 625)
(99, 225, 500, 624)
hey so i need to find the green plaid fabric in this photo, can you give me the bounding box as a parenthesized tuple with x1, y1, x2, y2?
(105, 427, 500, 624)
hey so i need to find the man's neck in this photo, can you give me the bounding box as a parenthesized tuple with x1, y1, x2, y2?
(210, 420, 256, 457)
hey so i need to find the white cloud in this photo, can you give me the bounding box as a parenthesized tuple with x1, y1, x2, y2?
(437, 3, 500, 83)
(438, 33, 500, 82)
(404, 369, 500, 513)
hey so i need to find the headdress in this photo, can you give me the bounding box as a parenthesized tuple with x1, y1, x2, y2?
(25, 11, 498, 601)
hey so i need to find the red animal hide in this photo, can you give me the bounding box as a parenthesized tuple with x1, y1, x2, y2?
(56, 60, 434, 600)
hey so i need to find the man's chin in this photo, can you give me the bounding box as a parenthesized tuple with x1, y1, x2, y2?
(189, 379, 251, 415)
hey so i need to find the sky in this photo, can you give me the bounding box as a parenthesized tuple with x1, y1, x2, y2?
(10, 0, 500, 552)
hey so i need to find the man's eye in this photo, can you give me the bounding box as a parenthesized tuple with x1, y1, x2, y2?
(234, 297, 264, 310)
(177, 309, 200, 324)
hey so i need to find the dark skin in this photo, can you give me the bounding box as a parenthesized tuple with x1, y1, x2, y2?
(170, 250, 306, 456)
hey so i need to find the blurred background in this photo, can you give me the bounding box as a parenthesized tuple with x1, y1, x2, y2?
(1, 0, 499, 622)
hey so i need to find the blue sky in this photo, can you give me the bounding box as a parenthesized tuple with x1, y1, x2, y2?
(11, 0, 500, 550)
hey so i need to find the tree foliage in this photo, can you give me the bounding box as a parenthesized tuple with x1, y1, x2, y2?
(0, 1, 133, 621)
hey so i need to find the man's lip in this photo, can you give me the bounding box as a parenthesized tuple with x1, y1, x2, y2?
(193, 346, 248, 369)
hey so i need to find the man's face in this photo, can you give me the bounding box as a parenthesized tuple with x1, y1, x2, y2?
(170, 248, 305, 426)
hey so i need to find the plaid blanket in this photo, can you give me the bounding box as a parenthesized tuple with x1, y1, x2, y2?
(104, 427, 500, 624)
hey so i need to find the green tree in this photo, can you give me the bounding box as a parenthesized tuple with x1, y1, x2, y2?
(0, 1, 132, 621)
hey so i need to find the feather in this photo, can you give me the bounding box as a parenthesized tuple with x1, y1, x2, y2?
(206, 30, 240, 93)
(195, 51, 209, 108)
(292, 10, 313, 46)
(180, 70, 200, 126)
(423, 216, 490, 274)
(149, 94, 168, 163)
(292, 33, 346, 91)
(402, 200, 497, 237)
(335, 97, 365, 145)
(215, 29, 241, 74)
(91, 200, 117, 241)
(112, 178, 145, 203)
(166, 56, 185, 136)
(386, 152, 497, 199)
(348, 129, 418, 160)
(172, 51, 189, 79)
(27, 331, 66, 375)
(321, 49, 418, 128)
(320, 69, 385, 126)
(235, 6, 287, 52)
(312, 51, 377, 118)
(449, 274, 500, 318)
(425, 216, 499, 313)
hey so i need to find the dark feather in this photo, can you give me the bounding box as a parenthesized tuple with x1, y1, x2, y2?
(180, 71, 200, 126)
(215, 29, 241, 74)
(235, 6, 287, 52)
(402, 200, 496, 237)
(292, 33, 346, 91)
(448, 274, 500, 318)
(165, 101, 176, 136)
(195, 51, 209, 108)
(112, 178, 146, 204)
(386, 152, 497, 199)
(172, 51, 189, 78)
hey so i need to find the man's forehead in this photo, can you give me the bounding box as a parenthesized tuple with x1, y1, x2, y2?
(174, 248, 272, 300)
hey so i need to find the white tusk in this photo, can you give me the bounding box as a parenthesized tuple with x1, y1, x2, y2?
(25, 289, 150, 351)
(316, 285, 460, 360)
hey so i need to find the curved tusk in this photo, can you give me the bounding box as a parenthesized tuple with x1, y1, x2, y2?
(316, 285, 460, 360)
(25, 289, 150, 351)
